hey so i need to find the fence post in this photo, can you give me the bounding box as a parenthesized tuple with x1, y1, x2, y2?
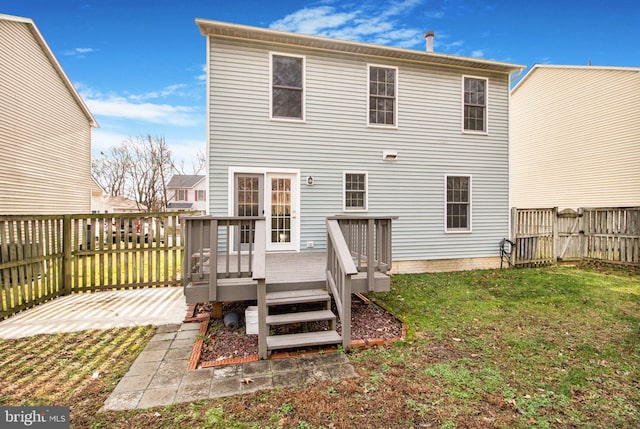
(62, 215, 72, 296)
(510, 207, 518, 264)
(552, 207, 559, 262)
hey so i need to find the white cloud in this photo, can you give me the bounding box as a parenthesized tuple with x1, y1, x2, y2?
(471, 49, 485, 57)
(128, 84, 189, 101)
(76, 83, 201, 127)
(86, 96, 198, 126)
(91, 129, 129, 155)
(269, 1, 426, 49)
(63, 47, 96, 58)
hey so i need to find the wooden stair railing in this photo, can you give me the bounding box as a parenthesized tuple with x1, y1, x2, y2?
(329, 216, 396, 292)
(326, 219, 358, 351)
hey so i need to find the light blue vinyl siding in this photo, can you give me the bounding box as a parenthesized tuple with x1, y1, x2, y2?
(208, 37, 511, 261)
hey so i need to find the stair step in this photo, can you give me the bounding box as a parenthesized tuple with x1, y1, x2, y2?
(266, 330, 342, 350)
(266, 288, 330, 306)
(266, 310, 336, 326)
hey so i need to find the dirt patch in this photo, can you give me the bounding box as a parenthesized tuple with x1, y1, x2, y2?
(193, 298, 404, 365)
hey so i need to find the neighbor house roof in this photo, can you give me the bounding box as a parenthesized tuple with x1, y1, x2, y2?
(167, 202, 194, 209)
(196, 18, 525, 75)
(512, 64, 640, 94)
(167, 175, 205, 188)
(0, 14, 98, 128)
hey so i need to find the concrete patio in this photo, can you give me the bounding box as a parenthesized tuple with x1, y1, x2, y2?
(0, 287, 187, 339)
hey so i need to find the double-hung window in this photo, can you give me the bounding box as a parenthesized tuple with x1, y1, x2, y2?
(195, 190, 206, 201)
(271, 54, 304, 120)
(368, 65, 397, 126)
(445, 175, 471, 232)
(344, 172, 368, 211)
(463, 76, 487, 133)
(176, 189, 187, 201)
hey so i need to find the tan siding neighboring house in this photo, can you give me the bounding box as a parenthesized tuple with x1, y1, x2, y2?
(510, 65, 640, 209)
(0, 14, 97, 214)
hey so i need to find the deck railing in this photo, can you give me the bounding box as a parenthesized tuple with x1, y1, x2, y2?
(326, 219, 358, 351)
(330, 216, 396, 292)
(182, 216, 265, 302)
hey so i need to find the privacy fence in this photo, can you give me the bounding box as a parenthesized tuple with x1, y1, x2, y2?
(511, 207, 640, 268)
(0, 212, 186, 320)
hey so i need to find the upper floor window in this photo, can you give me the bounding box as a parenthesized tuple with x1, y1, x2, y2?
(195, 190, 206, 202)
(445, 175, 471, 232)
(271, 54, 304, 120)
(176, 189, 187, 201)
(463, 76, 487, 133)
(344, 172, 368, 211)
(368, 65, 397, 126)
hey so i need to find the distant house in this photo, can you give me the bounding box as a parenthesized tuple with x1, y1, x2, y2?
(166, 175, 207, 214)
(105, 196, 146, 213)
(196, 19, 524, 272)
(0, 14, 98, 214)
(90, 176, 109, 213)
(510, 64, 640, 209)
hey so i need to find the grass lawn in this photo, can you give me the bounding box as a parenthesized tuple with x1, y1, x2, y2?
(0, 265, 638, 428)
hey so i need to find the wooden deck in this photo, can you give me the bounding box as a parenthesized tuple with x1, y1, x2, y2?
(184, 251, 390, 303)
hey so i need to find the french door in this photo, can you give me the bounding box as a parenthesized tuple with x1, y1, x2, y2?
(234, 171, 298, 252)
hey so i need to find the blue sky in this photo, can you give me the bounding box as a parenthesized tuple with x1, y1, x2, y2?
(2, 0, 639, 169)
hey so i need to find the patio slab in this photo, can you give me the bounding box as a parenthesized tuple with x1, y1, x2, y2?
(0, 287, 187, 339)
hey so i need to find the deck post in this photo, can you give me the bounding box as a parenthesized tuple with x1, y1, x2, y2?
(367, 218, 375, 292)
(253, 220, 268, 360)
(208, 219, 218, 302)
(342, 276, 352, 351)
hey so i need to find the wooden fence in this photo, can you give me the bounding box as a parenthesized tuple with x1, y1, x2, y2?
(0, 212, 186, 320)
(511, 207, 640, 267)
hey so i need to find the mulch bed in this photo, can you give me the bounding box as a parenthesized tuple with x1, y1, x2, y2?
(186, 298, 405, 368)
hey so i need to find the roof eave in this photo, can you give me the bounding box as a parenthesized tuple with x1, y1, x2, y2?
(196, 18, 525, 74)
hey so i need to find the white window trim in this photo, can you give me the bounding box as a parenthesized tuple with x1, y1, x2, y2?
(367, 64, 399, 129)
(269, 52, 306, 122)
(343, 171, 368, 212)
(461, 75, 489, 135)
(444, 174, 472, 233)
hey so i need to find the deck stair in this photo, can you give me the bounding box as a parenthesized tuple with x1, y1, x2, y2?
(264, 288, 342, 351)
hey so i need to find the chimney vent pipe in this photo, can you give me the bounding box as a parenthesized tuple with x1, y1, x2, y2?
(424, 31, 435, 52)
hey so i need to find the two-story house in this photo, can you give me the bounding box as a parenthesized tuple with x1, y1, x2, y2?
(511, 64, 640, 210)
(166, 175, 207, 214)
(0, 14, 98, 214)
(197, 19, 523, 273)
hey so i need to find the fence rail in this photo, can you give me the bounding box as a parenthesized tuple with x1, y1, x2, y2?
(0, 212, 186, 320)
(511, 207, 640, 267)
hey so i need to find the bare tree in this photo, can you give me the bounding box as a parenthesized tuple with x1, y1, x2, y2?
(175, 148, 206, 176)
(128, 135, 175, 212)
(93, 134, 181, 211)
(92, 144, 131, 197)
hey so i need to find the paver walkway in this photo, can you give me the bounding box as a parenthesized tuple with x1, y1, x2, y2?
(102, 323, 358, 410)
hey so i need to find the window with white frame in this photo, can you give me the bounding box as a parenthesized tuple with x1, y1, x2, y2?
(344, 172, 368, 211)
(271, 54, 304, 120)
(368, 65, 397, 126)
(445, 175, 471, 231)
(176, 189, 187, 201)
(463, 76, 487, 133)
(195, 190, 206, 201)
